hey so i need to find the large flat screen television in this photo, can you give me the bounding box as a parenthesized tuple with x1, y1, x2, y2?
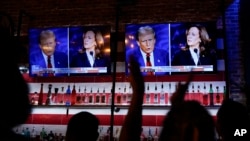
(125, 22, 218, 76)
(28, 25, 111, 77)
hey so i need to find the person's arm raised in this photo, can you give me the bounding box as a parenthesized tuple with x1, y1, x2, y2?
(170, 70, 194, 107)
(159, 71, 194, 141)
(119, 56, 145, 141)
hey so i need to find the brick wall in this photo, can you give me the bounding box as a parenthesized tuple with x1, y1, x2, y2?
(0, 0, 233, 35)
(1, 0, 244, 102)
(223, 0, 243, 101)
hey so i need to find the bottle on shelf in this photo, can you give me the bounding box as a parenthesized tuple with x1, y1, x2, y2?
(202, 83, 208, 106)
(215, 86, 221, 105)
(38, 83, 44, 105)
(96, 88, 100, 104)
(46, 84, 52, 105)
(47, 130, 55, 141)
(122, 85, 127, 105)
(189, 82, 195, 100)
(209, 83, 214, 106)
(59, 86, 64, 104)
(145, 84, 150, 104)
(88, 88, 93, 104)
(197, 85, 202, 103)
(53, 87, 59, 104)
(21, 127, 25, 136)
(98, 126, 104, 141)
(24, 127, 31, 139)
(82, 86, 87, 104)
(65, 85, 71, 106)
(76, 86, 81, 104)
(106, 127, 111, 140)
(160, 82, 165, 105)
(40, 127, 47, 141)
(71, 84, 76, 105)
(101, 88, 106, 104)
(115, 87, 122, 104)
(114, 127, 120, 141)
(147, 128, 153, 141)
(66, 84, 71, 94)
(108, 88, 112, 105)
(154, 127, 159, 141)
(192, 83, 195, 93)
(168, 82, 172, 105)
(153, 83, 159, 104)
(31, 127, 36, 140)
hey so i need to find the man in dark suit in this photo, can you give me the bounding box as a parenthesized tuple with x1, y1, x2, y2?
(126, 25, 169, 76)
(29, 30, 68, 77)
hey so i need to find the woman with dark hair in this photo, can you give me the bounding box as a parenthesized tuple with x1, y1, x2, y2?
(70, 29, 110, 68)
(172, 24, 216, 66)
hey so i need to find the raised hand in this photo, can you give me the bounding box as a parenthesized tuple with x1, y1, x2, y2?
(170, 71, 194, 107)
(119, 55, 145, 141)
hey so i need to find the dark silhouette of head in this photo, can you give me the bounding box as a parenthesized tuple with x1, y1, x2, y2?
(216, 99, 250, 141)
(65, 111, 100, 141)
(159, 100, 216, 141)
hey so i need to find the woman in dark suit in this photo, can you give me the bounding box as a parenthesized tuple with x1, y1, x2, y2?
(70, 29, 110, 71)
(172, 24, 216, 66)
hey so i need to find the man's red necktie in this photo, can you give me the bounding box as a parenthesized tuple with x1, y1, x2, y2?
(47, 56, 54, 76)
(146, 53, 153, 75)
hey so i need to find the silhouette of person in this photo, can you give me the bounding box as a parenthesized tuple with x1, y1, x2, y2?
(216, 99, 250, 141)
(1, 12, 32, 141)
(119, 55, 145, 141)
(159, 101, 216, 141)
(65, 111, 100, 141)
(159, 72, 217, 141)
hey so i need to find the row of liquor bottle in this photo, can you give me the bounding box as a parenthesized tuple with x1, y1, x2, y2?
(28, 82, 226, 94)
(15, 125, 161, 141)
(15, 126, 64, 141)
(29, 82, 226, 106)
(16, 123, 221, 141)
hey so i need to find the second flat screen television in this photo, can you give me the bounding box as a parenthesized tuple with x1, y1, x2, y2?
(125, 22, 218, 76)
(29, 25, 111, 77)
